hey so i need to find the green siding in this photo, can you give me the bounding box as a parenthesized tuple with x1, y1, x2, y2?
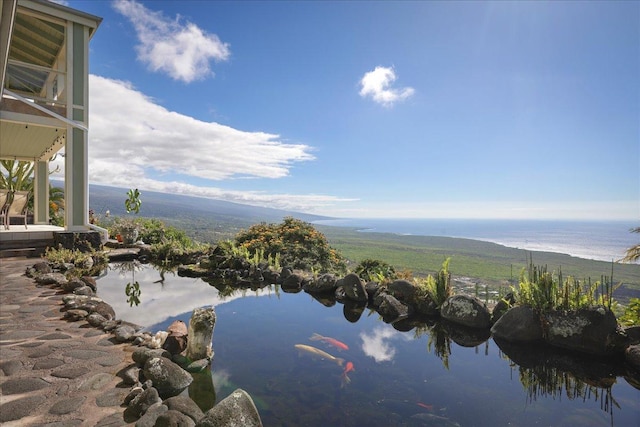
(72, 23, 84, 106)
(35, 161, 48, 224)
(71, 128, 85, 226)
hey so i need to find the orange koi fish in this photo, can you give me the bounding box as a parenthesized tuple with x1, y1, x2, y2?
(340, 361, 355, 388)
(342, 361, 355, 376)
(309, 333, 349, 351)
(416, 402, 434, 411)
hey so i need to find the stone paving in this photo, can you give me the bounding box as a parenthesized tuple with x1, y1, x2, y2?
(0, 257, 135, 426)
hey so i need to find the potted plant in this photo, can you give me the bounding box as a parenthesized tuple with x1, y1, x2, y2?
(111, 189, 142, 245)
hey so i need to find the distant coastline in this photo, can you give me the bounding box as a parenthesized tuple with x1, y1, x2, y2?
(314, 218, 637, 263)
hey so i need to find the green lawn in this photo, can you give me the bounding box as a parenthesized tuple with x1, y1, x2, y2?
(317, 226, 640, 292)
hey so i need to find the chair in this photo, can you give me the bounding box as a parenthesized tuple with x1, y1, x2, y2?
(0, 189, 10, 230)
(6, 190, 30, 229)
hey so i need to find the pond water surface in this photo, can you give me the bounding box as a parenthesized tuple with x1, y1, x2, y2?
(96, 263, 640, 427)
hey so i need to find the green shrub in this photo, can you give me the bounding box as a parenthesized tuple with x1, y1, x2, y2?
(234, 217, 347, 274)
(43, 245, 108, 277)
(354, 258, 396, 282)
(618, 298, 640, 327)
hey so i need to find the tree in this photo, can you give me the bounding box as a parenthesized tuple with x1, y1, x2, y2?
(620, 227, 640, 263)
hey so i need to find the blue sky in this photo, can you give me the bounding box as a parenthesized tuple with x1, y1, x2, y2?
(59, 0, 639, 220)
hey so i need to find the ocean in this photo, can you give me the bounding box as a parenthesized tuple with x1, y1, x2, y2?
(314, 218, 639, 263)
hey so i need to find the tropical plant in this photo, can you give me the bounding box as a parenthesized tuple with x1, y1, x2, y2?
(354, 258, 397, 282)
(620, 227, 640, 263)
(617, 298, 640, 327)
(512, 258, 619, 311)
(234, 217, 347, 273)
(0, 160, 33, 192)
(415, 257, 452, 307)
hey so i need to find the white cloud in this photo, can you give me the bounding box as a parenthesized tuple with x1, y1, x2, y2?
(112, 0, 230, 83)
(80, 75, 355, 213)
(359, 66, 415, 107)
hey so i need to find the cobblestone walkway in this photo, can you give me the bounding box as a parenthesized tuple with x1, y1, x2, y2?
(0, 257, 135, 426)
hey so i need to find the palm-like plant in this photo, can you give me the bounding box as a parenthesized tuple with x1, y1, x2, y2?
(0, 160, 34, 192)
(620, 227, 640, 263)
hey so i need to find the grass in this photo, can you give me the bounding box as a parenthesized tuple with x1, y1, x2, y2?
(317, 225, 640, 291)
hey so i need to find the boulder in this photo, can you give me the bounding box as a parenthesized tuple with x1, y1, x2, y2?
(195, 388, 262, 427)
(377, 293, 409, 323)
(89, 301, 116, 320)
(186, 307, 216, 361)
(143, 357, 193, 399)
(135, 404, 168, 427)
(164, 396, 205, 423)
(35, 272, 67, 287)
(73, 285, 94, 296)
(625, 344, 640, 371)
(491, 306, 544, 343)
(155, 410, 196, 427)
(81, 276, 98, 292)
(387, 280, 417, 303)
(114, 324, 137, 343)
(491, 292, 516, 324)
(163, 320, 189, 355)
(62, 277, 85, 293)
(624, 326, 640, 345)
(281, 273, 303, 292)
(543, 306, 629, 356)
(303, 273, 337, 293)
(125, 386, 162, 420)
(364, 281, 380, 300)
(132, 347, 171, 367)
(440, 295, 491, 329)
(342, 273, 368, 302)
(86, 313, 108, 328)
(63, 309, 88, 321)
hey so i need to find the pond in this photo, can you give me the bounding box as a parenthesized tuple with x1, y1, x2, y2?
(96, 263, 640, 427)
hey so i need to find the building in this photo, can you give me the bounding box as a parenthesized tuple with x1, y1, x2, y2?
(0, 0, 103, 254)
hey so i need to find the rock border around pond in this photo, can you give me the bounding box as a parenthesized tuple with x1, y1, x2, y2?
(25, 254, 640, 425)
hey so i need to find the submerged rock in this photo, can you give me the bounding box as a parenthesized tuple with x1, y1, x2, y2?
(195, 388, 262, 427)
(186, 307, 216, 361)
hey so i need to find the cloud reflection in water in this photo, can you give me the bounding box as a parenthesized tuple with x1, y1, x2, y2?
(360, 325, 407, 363)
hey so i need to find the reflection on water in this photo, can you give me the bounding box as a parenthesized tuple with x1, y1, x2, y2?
(96, 264, 640, 427)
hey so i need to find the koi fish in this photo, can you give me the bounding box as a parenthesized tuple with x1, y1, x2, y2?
(342, 361, 355, 376)
(340, 361, 355, 388)
(416, 402, 434, 411)
(309, 333, 349, 351)
(294, 344, 345, 366)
